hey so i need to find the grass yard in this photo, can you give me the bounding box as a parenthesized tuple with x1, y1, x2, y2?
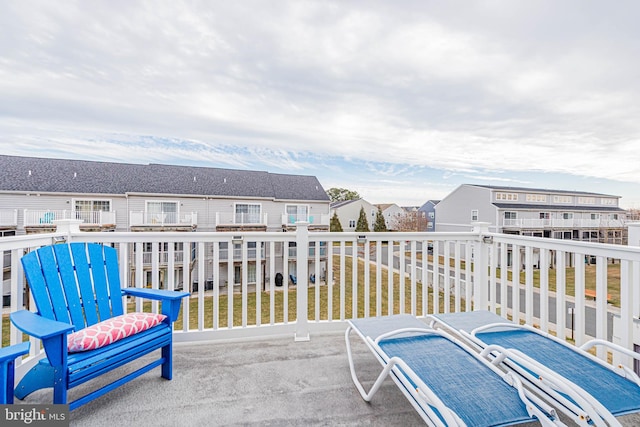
(2, 255, 456, 347)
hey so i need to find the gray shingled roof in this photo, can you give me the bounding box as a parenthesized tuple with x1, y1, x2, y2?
(0, 155, 330, 201)
(469, 184, 619, 198)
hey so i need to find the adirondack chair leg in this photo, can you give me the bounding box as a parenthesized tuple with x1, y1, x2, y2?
(161, 343, 172, 380)
(14, 363, 55, 400)
(0, 342, 30, 404)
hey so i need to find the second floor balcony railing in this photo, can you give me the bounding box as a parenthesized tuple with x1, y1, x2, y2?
(23, 209, 116, 226)
(3, 220, 640, 383)
(215, 212, 268, 226)
(282, 213, 330, 227)
(0, 209, 17, 227)
(129, 211, 197, 227)
(502, 217, 626, 229)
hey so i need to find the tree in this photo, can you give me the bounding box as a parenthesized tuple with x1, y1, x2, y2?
(326, 187, 360, 202)
(392, 211, 428, 232)
(330, 211, 343, 232)
(373, 207, 387, 232)
(355, 207, 370, 232)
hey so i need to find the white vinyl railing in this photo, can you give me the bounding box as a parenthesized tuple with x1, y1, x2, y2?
(215, 212, 268, 226)
(281, 213, 331, 226)
(2, 220, 640, 378)
(129, 211, 197, 226)
(0, 209, 18, 227)
(23, 209, 116, 226)
(502, 218, 626, 229)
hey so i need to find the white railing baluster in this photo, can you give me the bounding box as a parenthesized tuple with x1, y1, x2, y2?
(539, 248, 549, 331)
(574, 254, 586, 346)
(555, 250, 566, 340)
(595, 256, 607, 359)
(524, 245, 534, 325)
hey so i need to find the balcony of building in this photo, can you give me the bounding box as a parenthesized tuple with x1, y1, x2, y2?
(0, 209, 18, 229)
(129, 211, 197, 231)
(502, 217, 626, 229)
(2, 221, 640, 425)
(23, 209, 117, 231)
(281, 213, 331, 231)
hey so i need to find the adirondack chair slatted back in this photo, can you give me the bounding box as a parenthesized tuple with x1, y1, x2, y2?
(22, 243, 124, 331)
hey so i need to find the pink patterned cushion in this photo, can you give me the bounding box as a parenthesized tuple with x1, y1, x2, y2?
(67, 312, 167, 353)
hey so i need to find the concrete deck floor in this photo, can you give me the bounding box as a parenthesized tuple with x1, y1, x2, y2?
(14, 331, 640, 426)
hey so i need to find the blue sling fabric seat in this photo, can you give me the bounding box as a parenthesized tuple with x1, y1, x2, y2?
(432, 311, 640, 425)
(346, 314, 562, 426)
(10, 242, 189, 410)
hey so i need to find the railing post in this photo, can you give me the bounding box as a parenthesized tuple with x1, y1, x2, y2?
(295, 222, 310, 341)
(53, 219, 82, 241)
(628, 222, 640, 247)
(472, 222, 491, 311)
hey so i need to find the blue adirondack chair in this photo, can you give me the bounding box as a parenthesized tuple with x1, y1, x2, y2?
(10, 242, 189, 410)
(0, 341, 30, 404)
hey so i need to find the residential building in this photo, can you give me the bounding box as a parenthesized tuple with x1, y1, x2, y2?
(330, 198, 376, 232)
(417, 200, 440, 232)
(435, 184, 627, 244)
(373, 203, 405, 231)
(0, 154, 331, 304)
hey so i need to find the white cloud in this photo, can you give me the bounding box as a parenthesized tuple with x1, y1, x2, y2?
(1, 1, 640, 207)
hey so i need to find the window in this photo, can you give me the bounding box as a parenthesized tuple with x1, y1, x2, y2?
(235, 203, 261, 224)
(75, 199, 111, 212)
(233, 264, 257, 285)
(471, 209, 478, 221)
(611, 214, 619, 220)
(590, 213, 600, 220)
(601, 198, 616, 206)
(562, 213, 573, 219)
(146, 201, 178, 223)
(526, 194, 547, 202)
(286, 205, 309, 224)
(539, 212, 550, 219)
(553, 195, 572, 204)
(348, 219, 356, 228)
(428, 212, 434, 219)
(74, 199, 111, 223)
(496, 192, 519, 201)
(504, 211, 517, 219)
(578, 197, 595, 204)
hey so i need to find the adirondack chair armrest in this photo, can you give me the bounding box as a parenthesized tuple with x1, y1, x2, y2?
(0, 341, 30, 363)
(122, 288, 189, 322)
(10, 310, 74, 367)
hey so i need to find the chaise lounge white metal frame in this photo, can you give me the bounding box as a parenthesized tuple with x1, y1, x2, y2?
(430, 311, 640, 427)
(345, 314, 565, 426)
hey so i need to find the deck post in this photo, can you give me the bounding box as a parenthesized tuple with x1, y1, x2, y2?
(53, 219, 82, 241)
(472, 222, 491, 311)
(295, 222, 310, 341)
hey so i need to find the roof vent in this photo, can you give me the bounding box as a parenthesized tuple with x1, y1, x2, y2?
(74, 172, 77, 178)
(28, 170, 32, 176)
(224, 178, 227, 183)
(193, 176, 196, 182)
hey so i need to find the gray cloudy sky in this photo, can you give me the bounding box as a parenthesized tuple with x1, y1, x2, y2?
(1, 1, 639, 207)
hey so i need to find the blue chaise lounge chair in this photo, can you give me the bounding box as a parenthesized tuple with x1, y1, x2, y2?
(346, 314, 567, 426)
(431, 311, 640, 426)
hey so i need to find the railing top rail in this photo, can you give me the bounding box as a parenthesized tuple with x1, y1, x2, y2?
(490, 232, 640, 258)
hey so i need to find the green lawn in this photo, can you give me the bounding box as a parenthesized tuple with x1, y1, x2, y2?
(1, 255, 455, 347)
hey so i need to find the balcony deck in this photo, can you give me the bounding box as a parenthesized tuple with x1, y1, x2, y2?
(16, 332, 425, 426)
(11, 331, 640, 426)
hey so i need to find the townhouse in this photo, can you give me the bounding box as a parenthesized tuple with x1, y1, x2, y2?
(0, 155, 331, 304)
